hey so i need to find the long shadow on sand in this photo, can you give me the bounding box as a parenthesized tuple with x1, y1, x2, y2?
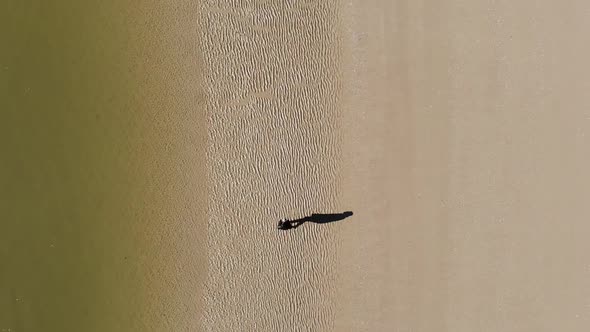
(278, 211, 353, 230)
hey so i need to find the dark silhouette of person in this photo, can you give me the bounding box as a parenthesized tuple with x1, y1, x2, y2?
(278, 211, 353, 231)
(277, 218, 293, 230)
(277, 218, 305, 230)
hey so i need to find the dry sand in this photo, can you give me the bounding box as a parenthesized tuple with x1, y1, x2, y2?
(198, 1, 590, 331)
(334, 2, 590, 331)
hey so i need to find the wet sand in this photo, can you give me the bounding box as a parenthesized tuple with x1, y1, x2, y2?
(200, 2, 342, 330)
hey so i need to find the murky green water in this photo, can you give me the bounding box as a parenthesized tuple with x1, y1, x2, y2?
(1, 2, 163, 331)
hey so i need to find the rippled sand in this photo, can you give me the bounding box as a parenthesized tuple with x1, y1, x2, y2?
(200, 2, 342, 331)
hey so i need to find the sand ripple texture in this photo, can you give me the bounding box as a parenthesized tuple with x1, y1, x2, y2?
(199, 2, 343, 331)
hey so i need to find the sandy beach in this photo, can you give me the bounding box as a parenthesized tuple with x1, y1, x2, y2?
(200, 1, 590, 331)
(3, 1, 590, 331)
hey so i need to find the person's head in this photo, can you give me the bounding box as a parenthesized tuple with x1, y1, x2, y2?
(278, 219, 290, 229)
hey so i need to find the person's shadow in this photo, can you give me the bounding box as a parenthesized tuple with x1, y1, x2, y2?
(278, 211, 353, 230)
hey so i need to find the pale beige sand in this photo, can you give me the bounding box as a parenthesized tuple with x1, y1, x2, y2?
(337, 1, 590, 331)
(199, 1, 590, 331)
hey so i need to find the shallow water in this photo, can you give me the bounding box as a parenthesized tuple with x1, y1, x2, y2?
(1, 2, 206, 331)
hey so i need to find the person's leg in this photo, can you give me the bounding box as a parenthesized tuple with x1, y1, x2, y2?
(292, 218, 307, 228)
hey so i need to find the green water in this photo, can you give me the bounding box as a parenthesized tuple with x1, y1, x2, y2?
(1, 2, 158, 330)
